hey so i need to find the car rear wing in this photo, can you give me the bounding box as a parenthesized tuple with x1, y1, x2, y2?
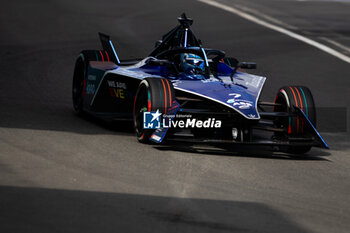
(98, 32, 120, 65)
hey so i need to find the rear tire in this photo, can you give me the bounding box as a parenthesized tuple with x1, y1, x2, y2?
(133, 78, 174, 143)
(72, 56, 85, 113)
(72, 50, 105, 113)
(274, 86, 316, 154)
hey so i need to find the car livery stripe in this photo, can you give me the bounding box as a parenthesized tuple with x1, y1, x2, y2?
(161, 79, 167, 114)
(105, 51, 110, 61)
(165, 79, 172, 107)
(99, 50, 104, 62)
(289, 86, 299, 133)
(294, 87, 304, 133)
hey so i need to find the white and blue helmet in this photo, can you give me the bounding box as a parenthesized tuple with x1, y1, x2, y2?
(179, 53, 205, 74)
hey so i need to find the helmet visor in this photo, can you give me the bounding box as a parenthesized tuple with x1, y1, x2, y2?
(185, 57, 204, 66)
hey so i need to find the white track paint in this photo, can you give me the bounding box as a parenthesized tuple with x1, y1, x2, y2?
(236, 5, 298, 30)
(297, 0, 350, 2)
(197, 0, 350, 64)
(319, 37, 350, 54)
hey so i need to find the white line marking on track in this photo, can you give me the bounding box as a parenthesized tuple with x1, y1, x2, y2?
(297, 0, 350, 2)
(197, 0, 350, 64)
(319, 37, 350, 54)
(236, 5, 298, 30)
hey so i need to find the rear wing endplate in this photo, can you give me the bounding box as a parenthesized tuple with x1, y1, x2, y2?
(98, 32, 120, 65)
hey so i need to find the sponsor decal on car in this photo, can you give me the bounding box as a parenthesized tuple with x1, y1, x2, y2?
(227, 93, 253, 109)
(87, 75, 97, 81)
(108, 81, 128, 99)
(150, 134, 162, 142)
(143, 110, 222, 129)
(171, 80, 182, 87)
(86, 84, 96, 94)
(143, 110, 162, 129)
(107, 81, 127, 89)
(200, 77, 218, 83)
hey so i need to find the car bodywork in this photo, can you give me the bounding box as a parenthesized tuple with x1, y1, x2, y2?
(74, 14, 328, 152)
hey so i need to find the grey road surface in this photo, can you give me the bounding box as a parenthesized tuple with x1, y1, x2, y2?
(0, 0, 349, 232)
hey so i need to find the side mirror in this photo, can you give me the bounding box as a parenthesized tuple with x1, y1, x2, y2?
(239, 62, 257, 69)
(148, 59, 172, 66)
(148, 59, 179, 74)
(229, 60, 257, 82)
(222, 57, 239, 67)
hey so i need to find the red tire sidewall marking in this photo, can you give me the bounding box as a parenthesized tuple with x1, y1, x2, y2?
(165, 79, 172, 107)
(99, 50, 104, 62)
(160, 79, 167, 114)
(289, 86, 299, 133)
(104, 51, 110, 61)
(273, 92, 279, 112)
(294, 87, 304, 133)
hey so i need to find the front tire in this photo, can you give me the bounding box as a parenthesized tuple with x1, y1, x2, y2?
(133, 78, 174, 143)
(274, 86, 316, 154)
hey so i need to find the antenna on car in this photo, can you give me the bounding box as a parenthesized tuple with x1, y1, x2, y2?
(178, 13, 193, 28)
(149, 13, 199, 57)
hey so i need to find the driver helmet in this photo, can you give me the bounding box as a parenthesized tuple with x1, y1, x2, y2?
(179, 53, 205, 74)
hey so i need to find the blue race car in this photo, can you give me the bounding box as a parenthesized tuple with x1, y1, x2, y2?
(72, 13, 328, 154)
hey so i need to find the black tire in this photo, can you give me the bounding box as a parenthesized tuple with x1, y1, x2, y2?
(133, 78, 174, 143)
(72, 50, 106, 113)
(274, 86, 316, 154)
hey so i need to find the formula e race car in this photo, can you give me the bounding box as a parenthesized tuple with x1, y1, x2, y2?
(72, 13, 328, 154)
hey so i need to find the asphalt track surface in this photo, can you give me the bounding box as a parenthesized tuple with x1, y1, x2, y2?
(0, 0, 349, 232)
